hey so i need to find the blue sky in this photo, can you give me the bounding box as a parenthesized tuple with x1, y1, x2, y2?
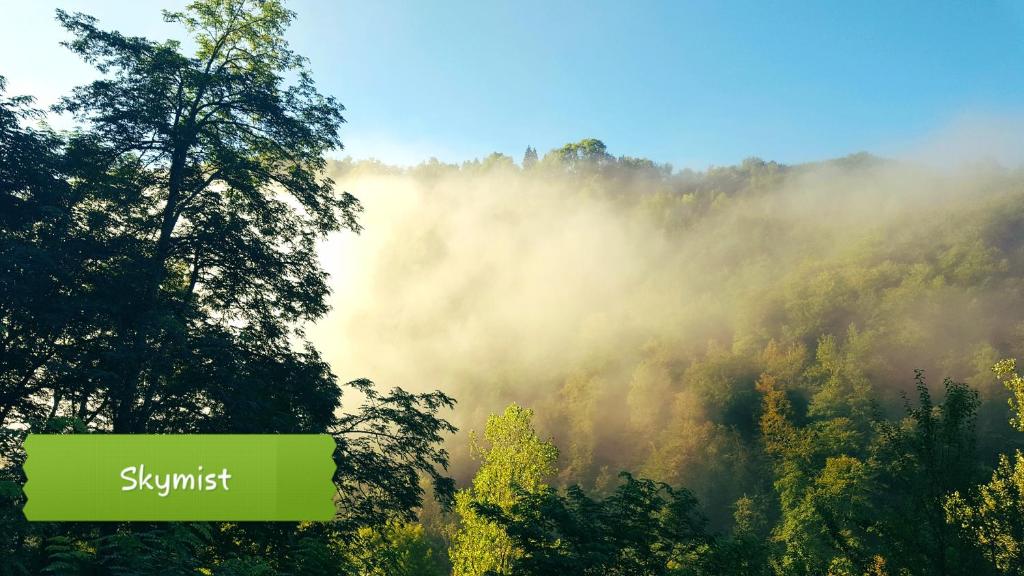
(3, 1, 1024, 169)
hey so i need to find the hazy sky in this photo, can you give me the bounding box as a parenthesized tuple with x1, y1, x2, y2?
(2, 1, 1024, 169)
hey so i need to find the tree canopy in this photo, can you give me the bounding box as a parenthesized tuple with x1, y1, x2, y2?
(0, 1, 454, 573)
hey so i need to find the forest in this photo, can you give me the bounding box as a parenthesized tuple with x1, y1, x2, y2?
(4, 1, 1024, 575)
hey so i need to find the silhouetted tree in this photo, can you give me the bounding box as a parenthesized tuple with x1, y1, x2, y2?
(54, 0, 359, 434)
(0, 1, 456, 572)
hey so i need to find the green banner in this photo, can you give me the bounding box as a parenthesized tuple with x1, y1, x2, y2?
(23, 434, 336, 521)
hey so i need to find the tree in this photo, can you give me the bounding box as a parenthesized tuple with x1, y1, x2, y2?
(522, 146, 538, 169)
(547, 138, 612, 172)
(53, 0, 360, 434)
(0, 77, 85, 430)
(0, 79, 105, 576)
(994, 358, 1024, 433)
(332, 380, 456, 534)
(757, 373, 878, 575)
(945, 451, 1024, 574)
(711, 496, 773, 576)
(1, 1, 456, 571)
(450, 404, 559, 576)
(943, 359, 1024, 574)
(341, 520, 449, 576)
(480, 152, 516, 172)
(477, 473, 711, 576)
(872, 372, 986, 576)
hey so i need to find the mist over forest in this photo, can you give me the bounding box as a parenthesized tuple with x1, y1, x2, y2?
(8, 0, 1024, 574)
(315, 141, 1024, 512)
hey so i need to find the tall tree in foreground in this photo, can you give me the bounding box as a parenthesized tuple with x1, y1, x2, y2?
(1, 1, 456, 572)
(450, 404, 559, 576)
(54, 0, 361, 434)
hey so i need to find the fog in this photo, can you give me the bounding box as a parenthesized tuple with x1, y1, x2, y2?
(309, 142, 1024, 494)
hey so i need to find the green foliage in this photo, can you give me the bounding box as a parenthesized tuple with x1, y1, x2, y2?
(0, 77, 85, 432)
(476, 472, 710, 576)
(872, 372, 987, 576)
(450, 404, 559, 576)
(34, 524, 214, 576)
(757, 364, 982, 574)
(544, 138, 612, 172)
(332, 380, 457, 532)
(946, 450, 1024, 574)
(711, 496, 772, 576)
(943, 358, 1024, 575)
(52, 0, 356, 434)
(994, 358, 1024, 432)
(342, 521, 449, 576)
(0, 1, 454, 573)
(757, 348, 880, 574)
